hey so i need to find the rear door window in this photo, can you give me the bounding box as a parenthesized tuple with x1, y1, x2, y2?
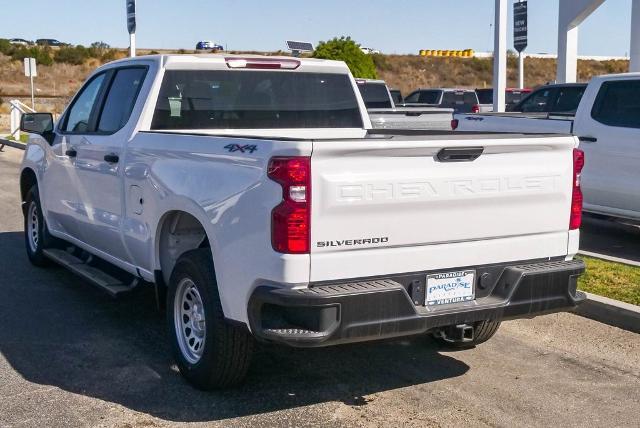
(151, 70, 363, 129)
(404, 91, 420, 103)
(551, 86, 586, 113)
(98, 67, 147, 133)
(518, 88, 556, 112)
(591, 80, 640, 128)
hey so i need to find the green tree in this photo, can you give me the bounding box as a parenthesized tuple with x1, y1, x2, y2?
(313, 37, 377, 78)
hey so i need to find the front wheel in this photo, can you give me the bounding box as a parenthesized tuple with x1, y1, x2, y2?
(167, 248, 253, 390)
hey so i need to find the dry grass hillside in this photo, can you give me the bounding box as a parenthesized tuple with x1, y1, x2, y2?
(375, 55, 630, 94)
(0, 52, 631, 131)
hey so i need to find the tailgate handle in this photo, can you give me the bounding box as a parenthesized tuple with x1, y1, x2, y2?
(436, 147, 484, 162)
(578, 136, 597, 143)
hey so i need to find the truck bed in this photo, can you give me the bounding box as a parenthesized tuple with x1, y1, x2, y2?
(368, 107, 454, 131)
(454, 112, 575, 134)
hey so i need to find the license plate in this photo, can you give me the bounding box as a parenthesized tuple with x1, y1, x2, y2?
(425, 270, 475, 306)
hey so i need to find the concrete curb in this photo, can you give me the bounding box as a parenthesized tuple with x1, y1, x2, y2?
(578, 250, 640, 268)
(573, 292, 640, 334)
(0, 138, 26, 151)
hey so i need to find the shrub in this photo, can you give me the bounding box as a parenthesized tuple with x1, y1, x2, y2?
(0, 38, 13, 55)
(88, 41, 111, 59)
(313, 37, 377, 79)
(55, 45, 90, 65)
(11, 46, 54, 66)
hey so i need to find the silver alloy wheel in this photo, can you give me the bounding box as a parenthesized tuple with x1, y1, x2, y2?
(174, 277, 207, 364)
(27, 201, 39, 253)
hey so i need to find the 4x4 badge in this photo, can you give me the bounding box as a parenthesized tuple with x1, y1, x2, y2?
(224, 144, 257, 153)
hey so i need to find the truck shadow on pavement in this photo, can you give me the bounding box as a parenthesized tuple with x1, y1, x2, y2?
(580, 214, 640, 262)
(0, 231, 469, 423)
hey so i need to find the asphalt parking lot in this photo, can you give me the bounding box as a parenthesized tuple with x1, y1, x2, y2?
(581, 215, 640, 263)
(0, 146, 639, 428)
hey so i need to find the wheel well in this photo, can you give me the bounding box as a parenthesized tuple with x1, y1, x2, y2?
(20, 168, 37, 203)
(157, 211, 210, 285)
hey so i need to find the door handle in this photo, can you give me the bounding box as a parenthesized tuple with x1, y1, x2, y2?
(578, 136, 597, 143)
(65, 148, 77, 157)
(104, 153, 120, 163)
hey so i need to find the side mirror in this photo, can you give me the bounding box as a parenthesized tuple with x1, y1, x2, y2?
(20, 112, 54, 135)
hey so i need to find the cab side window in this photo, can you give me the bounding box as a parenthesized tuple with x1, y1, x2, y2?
(62, 73, 106, 133)
(591, 80, 640, 129)
(404, 92, 420, 103)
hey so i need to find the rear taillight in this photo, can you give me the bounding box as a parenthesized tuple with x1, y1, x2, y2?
(471, 104, 480, 113)
(268, 157, 311, 254)
(570, 148, 585, 230)
(451, 119, 459, 130)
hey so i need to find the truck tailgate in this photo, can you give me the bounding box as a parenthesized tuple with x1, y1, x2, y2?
(310, 134, 577, 281)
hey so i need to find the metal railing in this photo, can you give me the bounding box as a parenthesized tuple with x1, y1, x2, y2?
(9, 99, 36, 141)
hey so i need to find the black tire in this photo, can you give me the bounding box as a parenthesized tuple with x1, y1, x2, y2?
(24, 185, 58, 267)
(433, 319, 501, 349)
(167, 248, 254, 390)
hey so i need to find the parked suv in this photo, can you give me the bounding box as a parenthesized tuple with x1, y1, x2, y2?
(506, 83, 587, 113)
(35, 38, 67, 47)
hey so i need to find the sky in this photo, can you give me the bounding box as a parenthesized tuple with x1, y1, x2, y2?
(1, 0, 634, 56)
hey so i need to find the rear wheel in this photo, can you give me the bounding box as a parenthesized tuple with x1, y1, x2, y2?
(433, 319, 501, 349)
(167, 248, 253, 390)
(24, 186, 58, 267)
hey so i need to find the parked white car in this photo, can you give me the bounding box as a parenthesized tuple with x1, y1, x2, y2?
(454, 73, 640, 222)
(19, 54, 585, 389)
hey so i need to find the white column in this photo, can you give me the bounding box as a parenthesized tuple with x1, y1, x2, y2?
(631, 0, 640, 72)
(556, 0, 606, 83)
(557, 25, 579, 83)
(129, 33, 136, 57)
(492, 0, 507, 112)
(518, 53, 524, 89)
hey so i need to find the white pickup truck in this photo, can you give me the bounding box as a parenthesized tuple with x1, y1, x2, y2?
(355, 79, 454, 130)
(19, 54, 585, 389)
(454, 73, 640, 222)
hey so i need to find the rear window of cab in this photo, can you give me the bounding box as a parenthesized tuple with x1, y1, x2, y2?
(151, 70, 364, 129)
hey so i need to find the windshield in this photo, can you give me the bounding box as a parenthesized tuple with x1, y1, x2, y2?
(151, 70, 363, 129)
(357, 82, 393, 109)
